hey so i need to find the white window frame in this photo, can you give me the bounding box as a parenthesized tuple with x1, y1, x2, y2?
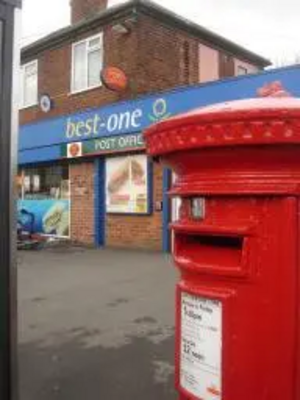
(107, 0, 126, 7)
(20, 60, 38, 109)
(71, 33, 103, 94)
(237, 65, 248, 76)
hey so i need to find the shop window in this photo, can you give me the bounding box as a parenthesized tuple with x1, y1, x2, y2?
(71, 33, 103, 93)
(19, 164, 70, 200)
(219, 53, 235, 78)
(18, 164, 70, 238)
(106, 154, 151, 214)
(20, 60, 38, 109)
(237, 65, 248, 75)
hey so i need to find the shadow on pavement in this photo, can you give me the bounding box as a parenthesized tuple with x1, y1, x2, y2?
(20, 330, 177, 400)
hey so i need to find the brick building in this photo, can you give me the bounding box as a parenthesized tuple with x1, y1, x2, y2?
(18, 0, 270, 250)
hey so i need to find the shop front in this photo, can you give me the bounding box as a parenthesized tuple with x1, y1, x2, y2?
(19, 65, 300, 251)
(61, 131, 159, 250)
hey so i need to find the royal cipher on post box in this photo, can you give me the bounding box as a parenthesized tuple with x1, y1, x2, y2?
(144, 95, 300, 400)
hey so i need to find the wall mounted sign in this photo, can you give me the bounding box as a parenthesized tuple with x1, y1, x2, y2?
(155, 201, 163, 212)
(39, 94, 53, 113)
(67, 142, 82, 158)
(61, 132, 145, 158)
(101, 66, 128, 92)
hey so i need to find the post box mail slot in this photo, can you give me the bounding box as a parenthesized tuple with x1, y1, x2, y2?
(145, 96, 300, 400)
(174, 233, 244, 272)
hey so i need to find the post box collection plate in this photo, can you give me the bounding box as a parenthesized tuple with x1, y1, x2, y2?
(180, 292, 222, 399)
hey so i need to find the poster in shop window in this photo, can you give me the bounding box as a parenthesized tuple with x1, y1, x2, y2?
(33, 175, 40, 192)
(23, 176, 30, 192)
(18, 200, 70, 238)
(106, 155, 148, 214)
(180, 292, 222, 400)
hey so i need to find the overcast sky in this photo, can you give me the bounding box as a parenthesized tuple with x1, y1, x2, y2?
(21, 0, 300, 65)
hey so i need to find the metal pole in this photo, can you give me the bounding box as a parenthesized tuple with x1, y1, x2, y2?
(0, 1, 21, 399)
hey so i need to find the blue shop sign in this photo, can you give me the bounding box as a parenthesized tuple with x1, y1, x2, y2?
(20, 98, 172, 151)
(19, 65, 300, 161)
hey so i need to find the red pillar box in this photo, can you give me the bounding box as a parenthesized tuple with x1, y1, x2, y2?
(144, 96, 300, 400)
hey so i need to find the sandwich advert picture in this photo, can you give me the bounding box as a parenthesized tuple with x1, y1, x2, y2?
(106, 155, 148, 214)
(18, 199, 70, 237)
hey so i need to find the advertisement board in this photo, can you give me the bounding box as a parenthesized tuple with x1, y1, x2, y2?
(106, 154, 148, 214)
(18, 199, 70, 237)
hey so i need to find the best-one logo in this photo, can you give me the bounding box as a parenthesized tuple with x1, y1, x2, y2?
(65, 98, 170, 139)
(65, 109, 143, 139)
(148, 98, 171, 122)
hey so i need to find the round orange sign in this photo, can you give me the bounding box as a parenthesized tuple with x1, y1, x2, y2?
(69, 143, 81, 158)
(101, 67, 128, 92)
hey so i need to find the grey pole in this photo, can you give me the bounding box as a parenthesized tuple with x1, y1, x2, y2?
(0, 1, 22, 399)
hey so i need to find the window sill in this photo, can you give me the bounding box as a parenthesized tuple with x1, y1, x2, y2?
(19, 102, 38, 111)
(69, 83, 103, 96)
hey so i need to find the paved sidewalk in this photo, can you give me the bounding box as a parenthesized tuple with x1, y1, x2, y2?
(18, 247, 178, 400)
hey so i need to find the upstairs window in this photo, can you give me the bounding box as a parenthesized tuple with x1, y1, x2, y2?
(20, 60, 38, 109)
(219, 53, 235, 78)
(107, 0, 128, 7)
(237, 65, 248, 75)
(71, 33, 103, 93)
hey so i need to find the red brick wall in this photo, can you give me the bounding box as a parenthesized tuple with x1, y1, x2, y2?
(20, 22, 138, 126)
(69, 157, 164, 250)
(134, 15, 199, 95)
(71, 0, 108, 24)
(70, 161, 95, 244)
(106, 161, 163, 250)
(20, 14, 200, 127)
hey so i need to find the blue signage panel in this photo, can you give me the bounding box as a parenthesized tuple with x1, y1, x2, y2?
(18, 145, 61, 165)
(19, 65, 300, 164)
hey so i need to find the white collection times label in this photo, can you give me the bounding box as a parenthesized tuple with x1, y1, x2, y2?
(180, 293, 222, 400)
